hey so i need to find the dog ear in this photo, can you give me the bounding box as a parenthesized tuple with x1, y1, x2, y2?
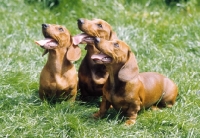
(66, 44, 81, 61)
(118, 52, 139, 82)
(109, 31, 118, 40)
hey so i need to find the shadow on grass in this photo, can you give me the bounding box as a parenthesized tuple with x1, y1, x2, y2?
(27, 90, 179, 127)
(27, 89, 102, 109)
(27, 90, 43, 105)
(24, 0, 59, 9)
(76, 94, 101, 107)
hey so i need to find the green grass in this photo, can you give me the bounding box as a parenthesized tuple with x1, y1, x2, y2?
(1, 0, 200, 137)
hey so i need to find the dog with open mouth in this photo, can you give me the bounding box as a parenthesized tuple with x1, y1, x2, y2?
(35, 24, 81, 101)
(73, 18, 117, 100)
(91, 37, 178, 125)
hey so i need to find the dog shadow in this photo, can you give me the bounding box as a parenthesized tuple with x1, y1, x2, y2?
(27, 90, 63, 106)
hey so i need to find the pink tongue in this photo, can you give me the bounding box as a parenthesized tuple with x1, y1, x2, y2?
(91, 54, 107, 60)
(72, 33, 89, 45)
(35, 38, 53, 46)
(35, 38, 58, 49)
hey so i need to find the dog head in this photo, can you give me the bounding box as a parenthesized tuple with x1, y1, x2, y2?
(93, 37, 139, 82)
(35, 24, 81, 61)
(73, 18, 117, 45)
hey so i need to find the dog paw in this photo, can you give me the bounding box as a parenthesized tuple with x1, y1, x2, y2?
(92, 112, 101, 119)
(125, 120, 136, 126)
(151, 106, 160, 111)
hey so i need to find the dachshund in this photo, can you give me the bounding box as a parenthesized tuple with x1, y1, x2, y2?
(91, 37, 178, 125)
(73, 18, 117, 100)
(35, 24, 81, 101)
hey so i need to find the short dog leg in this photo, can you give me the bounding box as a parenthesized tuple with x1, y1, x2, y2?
(39, 89, 45, 101)
(125, 102, 141, 125)
(93, 95, 111, 119)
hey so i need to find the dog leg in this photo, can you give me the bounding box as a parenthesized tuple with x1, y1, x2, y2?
(125, 102, 141, 125)
(93, 95, 111, 119)
(39, 88, 45, 101)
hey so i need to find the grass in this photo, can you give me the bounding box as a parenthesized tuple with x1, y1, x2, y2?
(0, 0, 200, 137)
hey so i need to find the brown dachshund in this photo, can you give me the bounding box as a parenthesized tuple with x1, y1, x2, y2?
(73, 18, 117, 100)
(91, 37, 178, 125)
(35, 24, 81, 101)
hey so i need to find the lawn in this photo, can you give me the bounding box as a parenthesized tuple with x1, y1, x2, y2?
(0, 0, 200, 137)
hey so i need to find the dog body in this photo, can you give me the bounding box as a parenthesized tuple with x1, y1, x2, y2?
(73, 18, 117, 99)
(92, 38, 178, 125)
(35, 24, 81, 101)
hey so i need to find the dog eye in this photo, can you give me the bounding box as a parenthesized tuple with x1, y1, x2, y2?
(58, 27, 64, 31)
(114, 43, 119, 48)
(97, 24, 103, 28)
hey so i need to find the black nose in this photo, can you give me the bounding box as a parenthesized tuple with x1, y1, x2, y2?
(42, 24, 49, 29)
(77, 19, 84, 25)
(94, 37, 100, 44)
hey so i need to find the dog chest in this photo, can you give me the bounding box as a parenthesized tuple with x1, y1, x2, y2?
(104, 89, 130, 110)
(113, 95, 132, 111)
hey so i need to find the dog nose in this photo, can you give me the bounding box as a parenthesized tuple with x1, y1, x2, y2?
(77, 19, 84, 25)
(94, 37, 100, 44)
(42, 24, 49, 29)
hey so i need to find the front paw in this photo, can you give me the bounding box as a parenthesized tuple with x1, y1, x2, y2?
(125, 119, 136, 126)
(92, 111, 102, 119)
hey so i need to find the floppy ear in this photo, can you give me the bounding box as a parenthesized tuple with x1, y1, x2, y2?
(109, 31, 118, 40)
(66, 44, 81, 61)
(118, 52, 139, 82)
